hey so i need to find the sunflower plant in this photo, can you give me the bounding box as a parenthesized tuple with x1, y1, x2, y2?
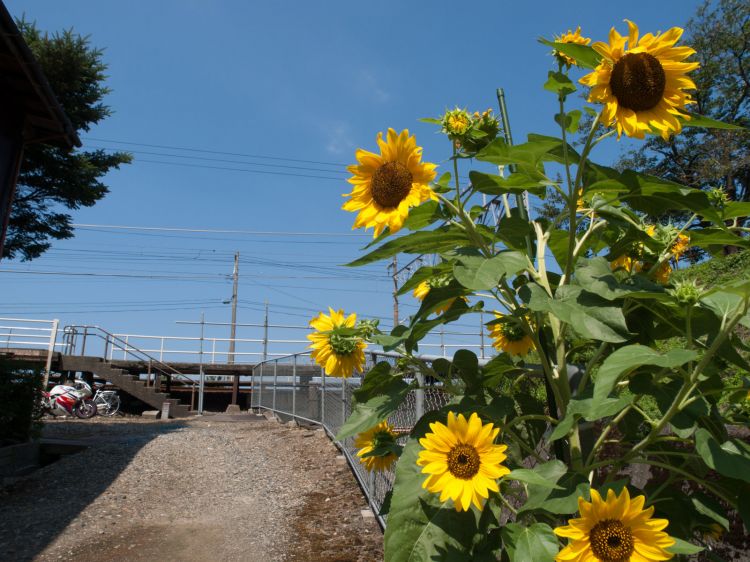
(324, 19, 750, 562)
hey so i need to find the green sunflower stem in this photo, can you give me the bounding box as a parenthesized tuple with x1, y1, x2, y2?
(561, 110, 602, 286)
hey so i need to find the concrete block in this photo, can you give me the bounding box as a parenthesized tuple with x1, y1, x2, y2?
(335, 454, 346, 466)
(285, 420, 298, 428)
(361, 509, 375, 519)
(141, 410, 160, 419)
(225, 404, 242, 414)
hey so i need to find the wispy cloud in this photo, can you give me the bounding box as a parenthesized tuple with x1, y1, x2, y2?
(324, 121, 355, 155)
(356, 69, 391, 104)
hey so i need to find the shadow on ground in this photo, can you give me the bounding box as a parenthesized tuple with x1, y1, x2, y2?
(0, 419, 184, 562)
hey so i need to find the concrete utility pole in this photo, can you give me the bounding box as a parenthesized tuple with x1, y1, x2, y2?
(228, 252, 239, 364)
(393, 256, 399, 328)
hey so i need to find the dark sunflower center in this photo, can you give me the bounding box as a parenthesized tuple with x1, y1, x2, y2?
(610, 52, 666, 112)
(589, 519, 634, 562)
(328, 332, 357, 356)
(446, 444, 480, 480)
(371, 161, 413, 208)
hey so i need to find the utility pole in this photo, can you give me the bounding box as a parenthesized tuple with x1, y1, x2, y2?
(393, 255, 399, 328)
(228, 251, 239, 364)
(262, 300, 269, 361)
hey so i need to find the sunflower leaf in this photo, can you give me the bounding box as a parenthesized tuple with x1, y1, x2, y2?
(538, 38, 602, 69)
(453, 251, 528, 291)
(360, 442, 403, 458)
(506, 469, 562, 489)
(469, 170, 550, 196)
(544, 71, 577, 97)
(346, 227, 471, 267)
(554, 109, 582, 133)
(695, 428, 750, 485)
(501, 523, 559, 562)
(337, 370, 411, 440)
(592, 345, 697, 402)
(384, 437, 482, 561)
(682, 112, 746, 130)
(403, 200, 445, 231)
(666, 538, 704, 555)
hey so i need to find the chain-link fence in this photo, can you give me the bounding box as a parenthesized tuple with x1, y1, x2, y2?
(250, 350, 452, 528)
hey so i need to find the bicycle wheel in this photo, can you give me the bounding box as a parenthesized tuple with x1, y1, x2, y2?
(100, 393, 121, 417)
(75, 398, 97, 419)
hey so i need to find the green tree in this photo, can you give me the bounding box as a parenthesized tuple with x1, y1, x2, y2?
(618, 0, 750, 254)
(4, 19, 131, 261)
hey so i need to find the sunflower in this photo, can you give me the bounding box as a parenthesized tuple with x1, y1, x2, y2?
(554, 27, 591, 67)
(646, 225, 690, 262)
(355, 421, 399, 472)
(489, 312, 535, 356)
(343, 128, 438, 238)
(555, 487, 676, 562)
(413, 279, 467, 315)
(610, 254, 643, 274)
(417, 412, 509, 512)
(580, 20, 699, 140)
(307, 308, 366, 378)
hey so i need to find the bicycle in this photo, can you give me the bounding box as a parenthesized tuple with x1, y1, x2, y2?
(92, 388, 121, 417)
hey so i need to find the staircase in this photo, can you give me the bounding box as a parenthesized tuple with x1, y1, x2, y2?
(60, 355, 193, 418)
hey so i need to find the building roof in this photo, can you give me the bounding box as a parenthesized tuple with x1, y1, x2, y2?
(0, 2, 80, 147)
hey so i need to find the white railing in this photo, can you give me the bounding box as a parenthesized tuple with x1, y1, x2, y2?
(0, 317, 61, 381)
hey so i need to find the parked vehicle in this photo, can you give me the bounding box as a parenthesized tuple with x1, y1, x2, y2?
(42, 380, 97, 419)
(92, 386, 121, 417)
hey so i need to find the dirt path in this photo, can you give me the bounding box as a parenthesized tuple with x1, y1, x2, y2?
(0, 416, 382, 562)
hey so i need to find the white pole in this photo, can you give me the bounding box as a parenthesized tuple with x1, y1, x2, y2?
(43, 319, 59, 388)
(198, 312, 205, 413)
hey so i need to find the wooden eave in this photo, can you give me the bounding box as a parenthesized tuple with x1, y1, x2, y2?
(0, 2, 80, 148)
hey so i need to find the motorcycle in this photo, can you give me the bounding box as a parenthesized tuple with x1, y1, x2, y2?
(42, 380, 97, 419)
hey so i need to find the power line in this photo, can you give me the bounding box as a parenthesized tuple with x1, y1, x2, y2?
(71, 224, 369, 237)
(84, 137, 349, 168)
(89, 146, 349, 176)
(135, 158, 344, 181)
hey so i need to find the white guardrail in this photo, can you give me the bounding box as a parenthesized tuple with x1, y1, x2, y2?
(0, 317, 60, 380)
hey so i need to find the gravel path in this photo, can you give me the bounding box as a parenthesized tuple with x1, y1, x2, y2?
(0, 415, 383, 562)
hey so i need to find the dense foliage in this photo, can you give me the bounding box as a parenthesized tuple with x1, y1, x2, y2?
(0, 360, 43, 445)
(4, 19, 131, 261)
(313, 17, 750, 562)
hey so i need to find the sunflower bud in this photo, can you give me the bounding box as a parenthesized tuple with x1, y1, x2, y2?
(708, 187, 729, 209)
(441, 108, 472, 137)
(668, 279, 703, 306)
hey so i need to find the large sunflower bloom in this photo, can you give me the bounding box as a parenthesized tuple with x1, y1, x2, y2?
(307, 308, 366, 378)
(355, 421, 399, 472)
(554, 27, 591, 67)
(417, 412, 509, 512)
(555, 487, 676, 562)
(580, 20, 699, 140)
(489, 312, 535, 356)
(343, 128, 438, 237)
(413, 280, 467, 315)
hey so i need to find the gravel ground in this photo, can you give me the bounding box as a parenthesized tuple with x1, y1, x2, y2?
(0, 415, 383, 562)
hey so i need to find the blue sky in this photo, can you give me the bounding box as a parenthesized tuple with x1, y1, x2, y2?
(2, 0, 704, 361)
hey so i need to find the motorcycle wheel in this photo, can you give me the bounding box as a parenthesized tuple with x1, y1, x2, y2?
(75, 399, 97, 419)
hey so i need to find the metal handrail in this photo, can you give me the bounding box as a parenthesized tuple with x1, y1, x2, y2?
(62, 325, 198, 406)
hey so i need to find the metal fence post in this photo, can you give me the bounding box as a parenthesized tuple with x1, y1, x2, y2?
(341, 377, 347, 430)
(320, 365, 325, 426)
(292, 354, 297, 417)
(259, 363, 264, 408)
(272, 360, 277, 411)
(415, 371, 425, 421)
